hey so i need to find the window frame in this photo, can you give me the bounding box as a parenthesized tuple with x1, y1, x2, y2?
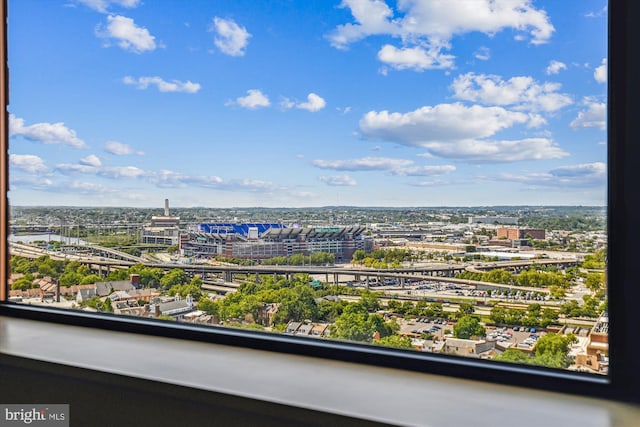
(1, 0, 638, 404)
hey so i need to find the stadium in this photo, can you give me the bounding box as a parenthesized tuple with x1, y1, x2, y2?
(179, 223, 373, 263)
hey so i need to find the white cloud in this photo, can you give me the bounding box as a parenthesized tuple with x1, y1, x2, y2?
(80, 154, 102, 167)
(327, 0, 397, 49)
(377, 44, 454, 71)
(75, 0, 141, 13)
(150, 170, 194, 188)
(359, 104, 568, 162)
(496, 162, 606, 188)
(68, 181, 115, 193)
(360, 103, 529, 143)
(594, 58, 607, 83)
(297, 93, 326, 112)
(225, 179, 283, 192)
(550, 162, 606, 178)
(105, 140, 143, 156)
(56, 161, 146, 179)
(211, 17, 251, 57)
(99, 165, 146, 179)
(585, 6, 608, 18)
(9, 176, 54, 190)
(546, 60, 567, 75)
(229, 89, 271, 109)
(391, 165, 456, 176)
(319, 174, 357, 186)
(312, 156, 456, 177)
(9, 114, 87, 149)
(281, 93, 327, 112)
(34, 155, 287, 195)
(570, 98, 606, 130)
(417, 138, 568, 163)
(96, 15, 157, 53)
(149, 170, 281, 193)
(123, 76, 201, 93)
(312, 157, 414, 171)
(10, 154, 48, 174)
(450, 73, 572, 112)
(327, 0, 554, 70)
(474, 46, 490, 61)
(280, 97, 296, 110)
(55, 163, 100, 174)
(409, 179, 455, 188)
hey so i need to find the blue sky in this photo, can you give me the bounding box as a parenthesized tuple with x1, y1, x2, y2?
(7, 0, 608, 208)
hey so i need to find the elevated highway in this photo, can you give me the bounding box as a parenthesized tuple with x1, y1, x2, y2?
(9, 242, 565, 295)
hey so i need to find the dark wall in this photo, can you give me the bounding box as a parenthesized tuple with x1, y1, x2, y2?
(0, 355, 390, 427)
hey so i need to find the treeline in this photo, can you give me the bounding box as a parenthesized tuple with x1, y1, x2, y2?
(582, 248, 606, 270)
(214, 252, 335, 266)
(489, 304, 559, 328)
(456, 268, 571, 288)
(197, 274, 376, 327)
(560, 296, 607, 319)
(385, 299, 451, 319)
(260, 252, 335, 266)
(197, 275, 410, 347)
(521, 215, 605, 232)
(494, 333, 578, 369)
(9, 255, 201, 296)
(351, 248, 415, 269)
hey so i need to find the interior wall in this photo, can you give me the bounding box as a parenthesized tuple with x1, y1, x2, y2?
(0, 354, 388, 427)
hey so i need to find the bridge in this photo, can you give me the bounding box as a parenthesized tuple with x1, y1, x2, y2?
(9, 242, 579, 295)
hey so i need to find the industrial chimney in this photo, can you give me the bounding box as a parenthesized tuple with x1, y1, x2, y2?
(164, 198, 170, 216)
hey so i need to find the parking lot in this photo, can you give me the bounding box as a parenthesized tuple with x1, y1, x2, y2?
(398, 317, 456, 340)
(397, 317, 547, 349)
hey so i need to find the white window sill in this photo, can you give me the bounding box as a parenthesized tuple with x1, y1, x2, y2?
(1, 315, 639, 427)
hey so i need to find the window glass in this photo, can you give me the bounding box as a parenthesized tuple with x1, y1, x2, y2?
(6, 0, 608, 375)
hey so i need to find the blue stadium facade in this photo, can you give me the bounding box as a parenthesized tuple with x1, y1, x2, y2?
(180, 223, 373, 262)
(196, 223, 285, 236)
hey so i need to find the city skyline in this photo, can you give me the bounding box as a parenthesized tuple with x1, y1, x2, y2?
(7, 0, 607, 208)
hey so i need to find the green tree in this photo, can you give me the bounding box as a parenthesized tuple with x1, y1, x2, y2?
(533, 333, 577, 369)
(585, 272, 605, 292)
(59, 271, 83, 287)
(489, 306, 507, 324)
(129, 264, 163, 287)
(359, 289, 380, 312)
(11, 274, 35, 290)
(107, 269, 130, 281)
(317, 299, 346, 322)
(494, 349, 534, 365)
(160, 268, 187, 290)
(453, 315, 486, 339)
(456, 303, 475, 318)
(198, 298, 220, 317)
(10, 256, 37, 274)
(80, 274, 103, 285)
(331, 303, 375, 342)
(366, 313, 396, 338)
(168, 283, 203, 301)
(373, 335, 413, 349)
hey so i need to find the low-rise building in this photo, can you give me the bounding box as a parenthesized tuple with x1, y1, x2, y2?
(443, 338, 494, 358)
(76, 288, 97, 303)
(141, 199, 181, 246)
(257, 303, 279, 326)
(150, 295, 195, 319)
(95, 280, 136, 297)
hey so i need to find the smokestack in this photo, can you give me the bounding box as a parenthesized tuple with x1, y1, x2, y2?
(164, 198, 169, 216)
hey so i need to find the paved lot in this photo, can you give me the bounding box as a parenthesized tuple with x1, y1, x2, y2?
(397, 317, 548, 349)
